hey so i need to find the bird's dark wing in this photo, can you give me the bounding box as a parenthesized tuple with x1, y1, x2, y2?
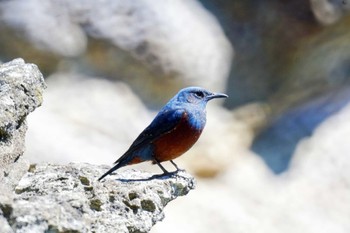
(113, 108, 186, 164)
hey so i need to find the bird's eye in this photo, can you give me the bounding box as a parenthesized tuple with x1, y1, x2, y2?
(194, 91, 204, 98)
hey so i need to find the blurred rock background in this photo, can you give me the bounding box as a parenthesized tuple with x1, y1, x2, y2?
(1, 0, 350, 232)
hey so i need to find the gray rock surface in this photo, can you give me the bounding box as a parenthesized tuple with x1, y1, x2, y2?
(0, 163, 195, 233)
(0, 58, 46, 195)
(0, 58, 46, 168)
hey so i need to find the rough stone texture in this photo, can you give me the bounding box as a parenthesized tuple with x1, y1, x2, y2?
(0, 157, 29, 195)
(0, 163, 195, 233)
(0, 58, 46, 196)
(0, 58, 46, 168)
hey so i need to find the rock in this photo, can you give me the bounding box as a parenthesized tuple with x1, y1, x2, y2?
(0, 163, 195, 233)
(0, 157, 29, 195)
(0, 207, 13, 233)
(0, 58, 46, 194)
(0, 58, 46, 167)
(0, 58, 46, 232)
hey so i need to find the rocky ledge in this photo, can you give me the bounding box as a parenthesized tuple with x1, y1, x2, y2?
(1, 164, 195, 233)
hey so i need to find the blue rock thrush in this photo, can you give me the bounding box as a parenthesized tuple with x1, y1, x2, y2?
(98, 87, 228, 181)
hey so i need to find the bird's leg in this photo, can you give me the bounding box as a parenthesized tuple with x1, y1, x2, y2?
(154, 159, 169, 174)
(170, 160, 180, 171)
(170, 160, 185, 172)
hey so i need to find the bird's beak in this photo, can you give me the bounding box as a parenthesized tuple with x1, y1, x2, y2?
(207, 92, 228, 100)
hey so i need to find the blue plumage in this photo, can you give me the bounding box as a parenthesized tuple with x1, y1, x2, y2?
(98, 87, 228, 181)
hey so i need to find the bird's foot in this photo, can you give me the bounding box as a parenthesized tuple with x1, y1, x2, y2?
(175, 168, 186, 173)
(149, 170, 180, 179)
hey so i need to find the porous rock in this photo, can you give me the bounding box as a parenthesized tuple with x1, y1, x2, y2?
(0, 58, 46, 192)
(1, 163, 195, 233)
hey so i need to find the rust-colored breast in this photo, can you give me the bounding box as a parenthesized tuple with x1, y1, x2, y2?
(153, 114, 202, 162)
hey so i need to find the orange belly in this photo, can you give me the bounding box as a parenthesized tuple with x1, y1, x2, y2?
(153, 118, 202, 162)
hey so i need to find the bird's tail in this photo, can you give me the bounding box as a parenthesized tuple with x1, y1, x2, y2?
(98, 162, 124, 181)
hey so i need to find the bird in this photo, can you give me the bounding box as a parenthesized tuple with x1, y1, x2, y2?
(98, 86, 228, 181)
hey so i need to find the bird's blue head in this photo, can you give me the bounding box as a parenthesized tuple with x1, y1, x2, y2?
(174, 87, 228, 107)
